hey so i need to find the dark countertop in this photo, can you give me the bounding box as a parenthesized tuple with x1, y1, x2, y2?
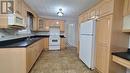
(35, 35, 66, 38)
(112, 50, 130, 61)
(0, 37, 42, 48)
(0, 35, 66, 48)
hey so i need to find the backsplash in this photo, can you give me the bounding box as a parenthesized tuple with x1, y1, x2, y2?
(0, 29, 65, 41)
(0, 29, 17, 37)
(0, 29, 34, 41)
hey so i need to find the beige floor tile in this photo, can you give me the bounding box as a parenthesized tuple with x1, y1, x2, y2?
(29, 48, 97, 73)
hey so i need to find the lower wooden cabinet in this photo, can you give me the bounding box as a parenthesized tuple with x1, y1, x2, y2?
(26, 38, 44, 72)
(43, 38, 49, 50)
(60, 38, 65, 49)
(0, 39, 44, 73)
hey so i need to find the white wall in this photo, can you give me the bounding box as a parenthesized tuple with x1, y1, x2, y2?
(65, 18, 78, 47)
(67, 24, 76, 46)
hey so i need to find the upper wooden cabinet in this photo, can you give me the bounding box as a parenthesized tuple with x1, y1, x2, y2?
(79, 0, 114, 23)
(34, 18, 65, 32)
(0, 0, 38, 29)
(124, 0, 130, 16)
(14, 0, 23, 15)
(98, 0, 114, 17)
(0, 0, 23, 15)
(0, 0, 25, 28)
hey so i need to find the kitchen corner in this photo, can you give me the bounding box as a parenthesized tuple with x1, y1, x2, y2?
(0, 31, 66, 73)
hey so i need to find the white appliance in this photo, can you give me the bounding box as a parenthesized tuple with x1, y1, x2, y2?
(8, 14, 25, 27)
(79, 20, 96, 70)
(49, 26, 60, 50)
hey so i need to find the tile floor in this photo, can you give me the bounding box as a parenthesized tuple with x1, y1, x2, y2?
(30, 48, 97, 73)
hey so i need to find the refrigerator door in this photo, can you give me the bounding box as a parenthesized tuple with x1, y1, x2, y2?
(79, 20, 96, 69)
(80, 20, 95, 35)
(79, 35, 93, 69)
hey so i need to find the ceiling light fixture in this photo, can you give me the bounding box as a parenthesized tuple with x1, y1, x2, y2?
(57, 8, 64, 16)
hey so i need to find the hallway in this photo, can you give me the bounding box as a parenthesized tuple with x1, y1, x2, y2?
(30, 48, 97, 73)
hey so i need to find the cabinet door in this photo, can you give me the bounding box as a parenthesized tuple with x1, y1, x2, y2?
(96, 15, 112, 73)
(124, 0, 130, 16)
(43, 38, 49, 50)
(60, 38, 65, 49)
(123, 0, 129, 16)
(79, 14, 85, 23)
(14, 0, 22, 15)
(127, 0, 130, 15)
(44, 20, 50, 31)
(26, 45, 34, 73)
(99, 0, 114, 17)
(59, 21, 65, 32)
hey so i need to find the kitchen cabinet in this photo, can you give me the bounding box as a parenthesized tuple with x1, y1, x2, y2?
(43, 38, 49, 51)
(0, 39, 44, 73)
(14, 0, 23, 15)
(95, 0, 129, 73)
(96, 15, 112, 73)
(22, 1, 39, 31)
(1, 0, 23, 15)
(0, 0, 38, 29)
(88, 8, 96, 19)
(123, 0, 130, 16)
(45, 19, 65, 32)
(98, 0, 114, 17)
(59, 21, 65, 32)
(60, 38, 65, 49)
(78, 0, 114, 24)
(26, 39, 44, 72)
(79, 14, 85, 23)
(0, 0, 25, 28)
(78, 0, 129, 73)
(34, 18, 65, 32)
(113, 55, 130, 69)
(38, 18, 46, 31)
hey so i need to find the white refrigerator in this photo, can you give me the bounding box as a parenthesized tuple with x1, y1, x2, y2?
(79, 20, 96, 70)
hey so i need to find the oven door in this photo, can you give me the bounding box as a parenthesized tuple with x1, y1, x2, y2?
(49, 36, 60, 46)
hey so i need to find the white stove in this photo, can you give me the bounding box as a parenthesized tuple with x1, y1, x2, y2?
(49, 26, 60, 50)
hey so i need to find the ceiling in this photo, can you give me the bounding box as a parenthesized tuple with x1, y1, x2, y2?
(25, 0, 101, 24)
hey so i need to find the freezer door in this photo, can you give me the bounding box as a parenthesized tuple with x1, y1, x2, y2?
(80, 20, 95, 35)
(79, 35, 94, 69)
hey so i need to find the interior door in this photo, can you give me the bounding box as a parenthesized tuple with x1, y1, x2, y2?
(95, 15, 112, 73)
